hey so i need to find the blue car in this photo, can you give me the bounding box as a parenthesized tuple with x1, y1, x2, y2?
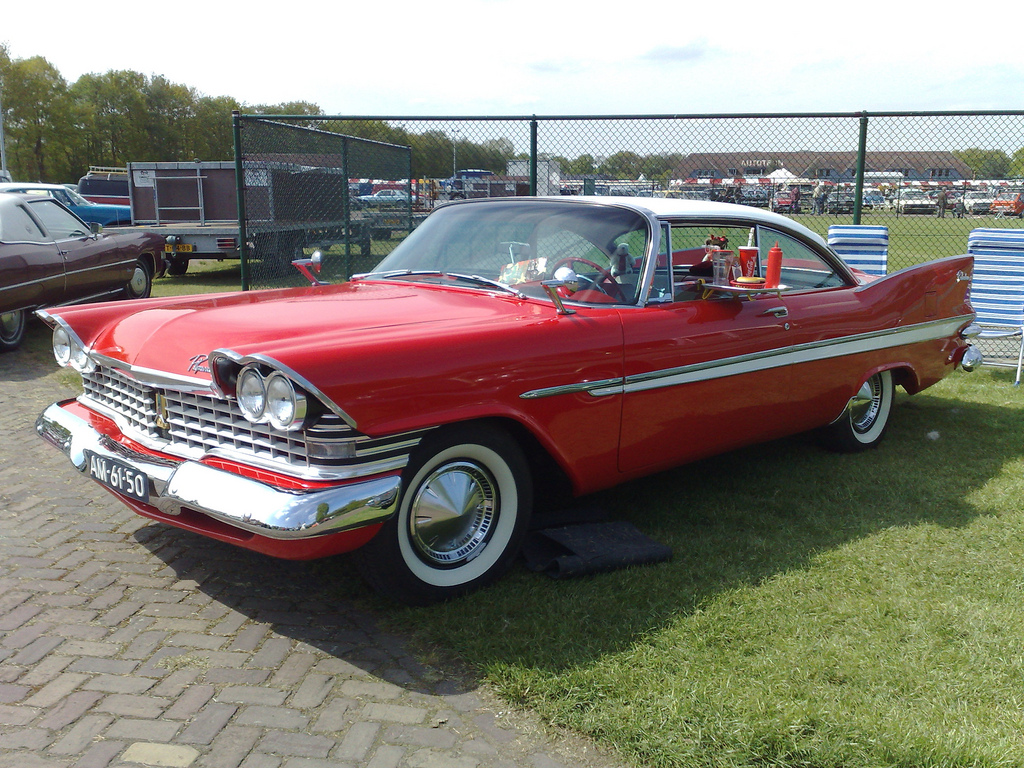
(0, 182, 132, 226)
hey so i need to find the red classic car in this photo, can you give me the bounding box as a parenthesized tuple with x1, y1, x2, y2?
(0, 192, 165, 351)
(989, 190, 1024, 218)
(36, 197, 981, 604)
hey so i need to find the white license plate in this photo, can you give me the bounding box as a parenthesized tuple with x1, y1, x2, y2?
(85, 450, 150, 503)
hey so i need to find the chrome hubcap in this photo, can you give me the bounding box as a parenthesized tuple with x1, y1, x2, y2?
(0, 311, 23, 341)
(850, 376, 882, 433)
(409, 461, 497, 566)
(129, 266, 148, 296)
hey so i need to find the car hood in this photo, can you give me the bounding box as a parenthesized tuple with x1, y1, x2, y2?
(75, 203, 131, 225)
(66, 280, 546, 381)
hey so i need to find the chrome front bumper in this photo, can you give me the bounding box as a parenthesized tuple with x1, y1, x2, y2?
(37, 402, 400, 539)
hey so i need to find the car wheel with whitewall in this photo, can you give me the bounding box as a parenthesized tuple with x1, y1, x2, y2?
(355, 424, 533, 605)
(818, 370, 894, 452)
(0, 309, 26, 352)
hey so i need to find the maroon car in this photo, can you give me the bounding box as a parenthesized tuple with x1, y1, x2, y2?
(0, 192, 165, 350)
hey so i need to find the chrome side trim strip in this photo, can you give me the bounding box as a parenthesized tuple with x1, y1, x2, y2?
(521, 316, 970, 400)
(519, 377, 623, 400)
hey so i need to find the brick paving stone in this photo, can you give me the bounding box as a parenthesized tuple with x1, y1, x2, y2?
(176, 702, 238, 745)
(162, 684, 214, 721)
(217, 686, 288, 707)
(198, 725, 261, 768)
(47, 714, 114, 755)
(234, 706, 309, 730)
(0, 346, 626, 768)
(70, 740, 125, 768)
(333, 721, 380, 762)
(94, 693, 169, 719)
(257, 731, 334, 759)
(36, 691, 103, 730)
(106, 717, 181, 741)
(121, 742, 200, 767)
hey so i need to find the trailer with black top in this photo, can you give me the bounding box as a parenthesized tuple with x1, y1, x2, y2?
(121, 161, 390, 277)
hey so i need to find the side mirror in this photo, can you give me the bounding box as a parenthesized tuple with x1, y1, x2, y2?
(541, 267, 579, 315)
(89, 222, 103, 236)
(291, 250, 327, 286)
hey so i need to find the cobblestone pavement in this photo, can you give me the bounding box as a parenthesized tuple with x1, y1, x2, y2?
(0, 324, 626, 768)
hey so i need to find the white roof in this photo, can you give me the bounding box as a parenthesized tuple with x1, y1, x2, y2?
(535, 195, 829, 249)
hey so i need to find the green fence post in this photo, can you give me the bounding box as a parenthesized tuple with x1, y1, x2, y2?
(853, 112, 868, 224)
(530, 118, 538, 195)
(232, 111, 250, 291)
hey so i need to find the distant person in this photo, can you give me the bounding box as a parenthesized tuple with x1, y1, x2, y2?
(813, 182, 825, 214)
(936, 188, 947, 218)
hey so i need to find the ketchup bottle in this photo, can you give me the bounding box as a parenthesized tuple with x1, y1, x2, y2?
(765, 242, 783, 288)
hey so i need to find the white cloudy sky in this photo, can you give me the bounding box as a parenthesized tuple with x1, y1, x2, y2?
(2, 0, 1019, 115)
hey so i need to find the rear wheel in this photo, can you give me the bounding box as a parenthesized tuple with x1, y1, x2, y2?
(166, 257, 189, 276)
(356, 424, 532, 605)
(818, 370, 894, 452)
(124, 258, 153, 299)
(0, 309, 26, 352)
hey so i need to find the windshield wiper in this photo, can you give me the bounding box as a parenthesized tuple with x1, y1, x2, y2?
(360, 270, 521, 296)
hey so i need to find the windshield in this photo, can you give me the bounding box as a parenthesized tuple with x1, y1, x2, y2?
(368, 200, 651, 305)
(63, 187, 92, 206)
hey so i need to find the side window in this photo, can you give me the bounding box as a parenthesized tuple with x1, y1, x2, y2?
(758, 229, 846, 290)
(27, 200, 90, 240)
(665, 223, 757, 301)
(0, 204, 50, 243)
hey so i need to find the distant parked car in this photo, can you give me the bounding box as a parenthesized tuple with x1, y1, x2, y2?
(896, 190, 938, 215)
(824, 191, 856, 214)
(0, 182, 132, 226)
(0, 192, 164, 351)
(990, 190, 1024, 218)
(771, 188, 802, 213)
(861, 191, 886, 209)
(358, 190, 412, 206)
(737, 187, 771, 208)
(962, 190, 997, 215)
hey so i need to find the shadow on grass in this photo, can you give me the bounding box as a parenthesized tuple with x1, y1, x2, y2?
(383, 379, 1023, 674)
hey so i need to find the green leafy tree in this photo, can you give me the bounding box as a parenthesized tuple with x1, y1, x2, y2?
(954, 148, 1010, 179)
(599, 151, 644, 179)
(1010, 148, 1024, 179)
(3, 56, 74, 180)
(70, 70, 151, 168)
(189, 95, 241, 160)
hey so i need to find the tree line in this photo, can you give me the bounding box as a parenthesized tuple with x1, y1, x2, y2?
(2, 45, 1022, 185)
(0, 45, 321, 183)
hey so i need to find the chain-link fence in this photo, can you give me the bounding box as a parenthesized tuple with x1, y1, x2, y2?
(235, 117, 413, 288)
(235, 111, 1024, 287)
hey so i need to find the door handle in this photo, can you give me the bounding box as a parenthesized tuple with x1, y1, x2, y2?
(760, 306, 788, 318)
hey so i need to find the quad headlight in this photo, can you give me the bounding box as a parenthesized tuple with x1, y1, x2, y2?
(235, 364, 308, 432)
(52, 325, 95, 373)
(265, 372, 307, 431)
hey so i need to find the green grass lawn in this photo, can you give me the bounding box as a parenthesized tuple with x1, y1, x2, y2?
(154, 253, 1024, 768)
(385, 369, 1024, 768)
(794, 210, 1019, 271)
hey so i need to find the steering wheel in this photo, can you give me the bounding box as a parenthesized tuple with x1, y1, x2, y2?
(551, 257, 625, 300)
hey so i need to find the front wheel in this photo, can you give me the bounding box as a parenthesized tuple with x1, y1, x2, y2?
(124, 258, 153, 299)
(355, 424, 532, 605)
(0, 309, 27, 352)
(818, 370, 894, 452)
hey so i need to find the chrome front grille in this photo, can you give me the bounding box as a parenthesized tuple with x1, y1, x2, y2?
(80, 365, 421, 480)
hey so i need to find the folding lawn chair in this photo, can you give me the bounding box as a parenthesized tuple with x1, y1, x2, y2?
(827, 225, 889, 276)
(966, 228, 1024, 386)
